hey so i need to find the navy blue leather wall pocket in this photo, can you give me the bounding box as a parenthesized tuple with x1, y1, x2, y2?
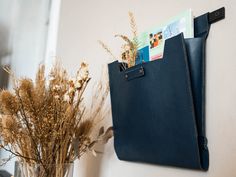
(108, 8, 225, 171)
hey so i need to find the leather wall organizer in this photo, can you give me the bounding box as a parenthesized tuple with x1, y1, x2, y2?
(108, 7, 225, 170)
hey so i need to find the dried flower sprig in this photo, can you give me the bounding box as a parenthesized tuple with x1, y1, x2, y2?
(99, 11, 139, 69)
(0, 62, 113, 177)
(97, 40, 118, 61)
(129, 11, 138, 37)
(115, 34, 138, 68)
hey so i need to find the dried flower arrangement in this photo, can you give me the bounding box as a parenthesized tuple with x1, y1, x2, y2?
(0, 63, 113, 177)
(98, 12, 139, 69)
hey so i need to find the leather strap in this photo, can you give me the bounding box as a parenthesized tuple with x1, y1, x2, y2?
(194, 7, 225, 39)
(209, 7, 225, 24)
(124, 66, 145, 81)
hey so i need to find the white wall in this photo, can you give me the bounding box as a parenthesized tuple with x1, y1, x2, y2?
(0, 0, 15, 88)
(0, 0, 51, 174)
(10, 0, 51, 79)
(56, 0, 236, 177)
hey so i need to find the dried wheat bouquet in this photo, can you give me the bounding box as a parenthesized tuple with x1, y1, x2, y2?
(0, 62, 113, 170)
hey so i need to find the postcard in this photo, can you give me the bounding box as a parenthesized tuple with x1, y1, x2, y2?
(136, 9, 194, 64)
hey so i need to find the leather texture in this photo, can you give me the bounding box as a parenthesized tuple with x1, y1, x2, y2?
(108, 11, 224, 170)
(109, 33, 201, 169)
(185, 38, 209, 170)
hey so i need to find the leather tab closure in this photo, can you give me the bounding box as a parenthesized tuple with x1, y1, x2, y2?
(124, 66, 145, 81)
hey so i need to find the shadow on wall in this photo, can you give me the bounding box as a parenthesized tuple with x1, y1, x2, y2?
(83, 144, 105, 177)
(83, 139, 115, 177)
(0, 66, 10, 89)
(0, 24, 11, 89)
(85, 145, 104, 177)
